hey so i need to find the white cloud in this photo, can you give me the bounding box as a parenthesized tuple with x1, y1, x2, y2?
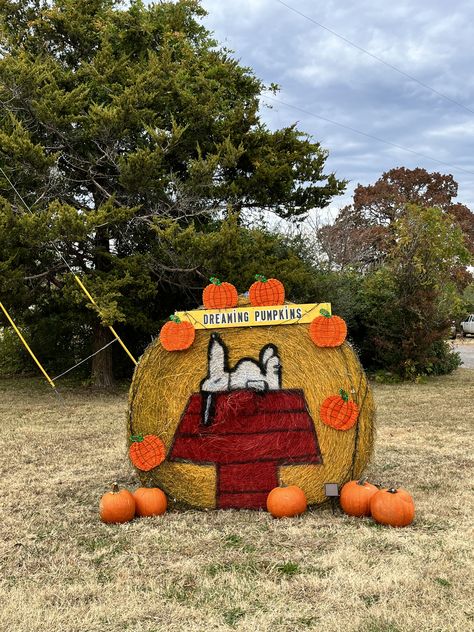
(427, 121, 474, 138)
(187, 1, 474, 209)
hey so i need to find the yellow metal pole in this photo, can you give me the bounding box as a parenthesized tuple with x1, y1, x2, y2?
(0, 165, 137, 368)
(0, 301, 56, 389)
(73, 275, 138, 366)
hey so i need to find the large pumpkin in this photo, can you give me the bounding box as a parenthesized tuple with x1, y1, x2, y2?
(128, 315, 375, 509)
(370, 488, 415, 527)
(267, 485, 307, 518)
(100, 483, 136, 524)
(340, 478, 378, 517)
(133, 487, 167, 517)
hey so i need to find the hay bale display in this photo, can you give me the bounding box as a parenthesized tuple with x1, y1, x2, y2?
(127, 284, 375, 510)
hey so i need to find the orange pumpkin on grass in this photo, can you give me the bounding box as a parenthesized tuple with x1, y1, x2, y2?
(133, 487, 167, 517)
(249, 275, 285, 306)
(309, 308, 347, 347)
(202, 277, 238, 309)
(266, 485, 307, 518)
(129, 434, 166, 471)
(160, 315, 195, 351)
(370, 488, 415, 527)
(340, 478, 378, 516)
(100, 482, 136, 524)
(320, 389, 359, 430)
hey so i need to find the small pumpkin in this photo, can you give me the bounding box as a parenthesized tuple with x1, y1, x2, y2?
(160, 315, 195, 351)
(309, 308, 347, 347)
(129, 434, 166, 471)
(320, 389, 359, 430)
(133, 487, 167, 517)
(100, 482, 136, 524)
(266, 485, 307, 518)
(202, 277, 238, 309)
(340, 478, 378, 517)
(370, 488, 415, 527)
(249, 274, 285, 306)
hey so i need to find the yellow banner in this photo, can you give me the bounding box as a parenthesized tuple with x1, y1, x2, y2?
(176, 303, 331, 330)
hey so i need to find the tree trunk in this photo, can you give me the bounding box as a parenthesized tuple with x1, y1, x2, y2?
(91, 322, 115, 388)
(91, 224, 114, 388)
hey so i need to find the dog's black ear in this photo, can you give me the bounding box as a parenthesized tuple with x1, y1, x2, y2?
(260, 344, 279, 367)
(207, 333, 226, 376)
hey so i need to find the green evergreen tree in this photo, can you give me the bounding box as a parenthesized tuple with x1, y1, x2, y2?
(0, 0, 345, 386)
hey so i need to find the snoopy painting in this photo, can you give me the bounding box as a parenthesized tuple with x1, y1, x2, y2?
(199, 333, 282, 425)
(168, 333, 322, 509)
(201, 332, 282, 393)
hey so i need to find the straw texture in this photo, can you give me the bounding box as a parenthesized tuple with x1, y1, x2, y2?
(128, 321, 375, 508)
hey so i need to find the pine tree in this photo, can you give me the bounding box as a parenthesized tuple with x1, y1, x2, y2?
(0, 0, 345, 386)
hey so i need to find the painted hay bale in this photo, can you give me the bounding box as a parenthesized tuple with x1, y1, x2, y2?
(127, 316, 375, 509)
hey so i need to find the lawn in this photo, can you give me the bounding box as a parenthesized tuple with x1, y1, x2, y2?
(0, 370, 473, 632)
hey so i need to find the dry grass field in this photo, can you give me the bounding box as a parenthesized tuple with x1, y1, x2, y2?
(0, 370, 473, 632)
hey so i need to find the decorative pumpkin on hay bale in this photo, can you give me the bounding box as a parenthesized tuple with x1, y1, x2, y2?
(127, 293, 375, 510)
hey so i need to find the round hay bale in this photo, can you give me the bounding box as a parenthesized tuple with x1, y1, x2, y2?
(127, 319, 375, 509)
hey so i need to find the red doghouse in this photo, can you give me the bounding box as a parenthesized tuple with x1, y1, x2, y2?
(169, 388, 322, 509)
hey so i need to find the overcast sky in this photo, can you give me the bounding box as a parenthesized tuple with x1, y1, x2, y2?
(198, 0, 474, 219)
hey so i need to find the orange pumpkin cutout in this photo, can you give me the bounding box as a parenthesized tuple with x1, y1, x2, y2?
(370, 488, 415, 527)
(160, 315, 195, 351)
(133, 487, 167, 517)
(100, 482, 136, 524)
(340, 478, 378, 516)
(129, 434, 166, 471)
(202, 277, 238, 309)
(309, 308, 347, 347)
(266, 485, 307, 518)
(249, 275, 285, 306)
(320, 389, 359, 430)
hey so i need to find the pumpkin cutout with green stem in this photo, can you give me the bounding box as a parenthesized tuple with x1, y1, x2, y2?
(320, 389, 359, 430)
(370, 488, 415, 527)
(249, 275, 285, 306)
(340, 478, 378, 516)
(309, 308, 347, 347)
(160, 315, 195, 351)
(202, 277, 238, 309)
(129, 434, 166, 471)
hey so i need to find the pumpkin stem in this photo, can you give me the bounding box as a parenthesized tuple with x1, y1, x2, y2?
(357, 477, 367, 486)
(112, 482, 119, 494)
(209, 277, 221, 286)
(339, 389, 349, 402)
(130, 434, 144, 442)
(169, 314, 181, 323)
(388, 488, 398, 494)
(319, 308, 331, 318)
(255, 274, 267, 283)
